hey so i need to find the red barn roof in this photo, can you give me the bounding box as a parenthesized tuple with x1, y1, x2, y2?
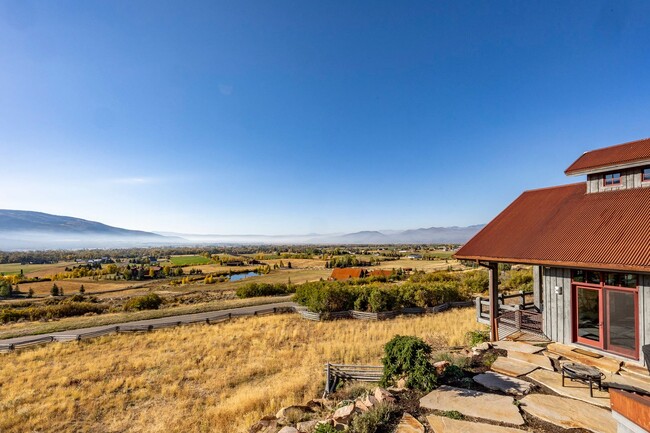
(455, 182, 650, 272)
(369, 269, 393, 277)
(565, 138, 650, 175)
(330, 268, 364, 280)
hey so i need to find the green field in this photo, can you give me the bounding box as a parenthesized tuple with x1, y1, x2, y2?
(0, 263, 61, 276)
(169, 255, 211, 266)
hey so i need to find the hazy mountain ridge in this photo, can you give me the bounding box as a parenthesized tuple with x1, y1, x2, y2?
(0, 210, 484, 250)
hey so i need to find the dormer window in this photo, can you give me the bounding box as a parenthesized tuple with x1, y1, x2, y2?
(604, 172, 621, 187)
(643, 167, 650, 182)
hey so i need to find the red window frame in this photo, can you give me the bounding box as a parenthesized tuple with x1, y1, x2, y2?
(603, 172, 621, 187)
(643, 167, 650, 182)
(571, 270, 639, 359)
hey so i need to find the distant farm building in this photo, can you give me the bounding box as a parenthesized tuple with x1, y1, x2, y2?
(369, 269, 393, 278)
(329, 268, 366, 281)
(407, 254, 423, 260)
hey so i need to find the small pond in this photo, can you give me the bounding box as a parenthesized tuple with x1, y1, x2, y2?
(229, 271, 261, 282)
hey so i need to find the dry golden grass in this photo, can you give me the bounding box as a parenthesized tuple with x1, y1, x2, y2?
(0, 308, 483, 433)
(0, 262, 75, 278)
(371, 258, 465, 272)
(15, 279, 138, 296)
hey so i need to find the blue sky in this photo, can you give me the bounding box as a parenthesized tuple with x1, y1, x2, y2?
(2, 1, 650, 235)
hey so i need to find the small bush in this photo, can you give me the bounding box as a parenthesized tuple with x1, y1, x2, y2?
(314, 424, 339, 433)
(124, 293, 163, 311)
(381, 335, 437, 391)
(350, 402, 399, 433)
(465, 329, 490, 346)
(235, 282, 294, 298)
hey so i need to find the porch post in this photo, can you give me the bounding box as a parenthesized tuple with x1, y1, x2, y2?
(488, 262, 499, 341)
(532, 265, 542, 310)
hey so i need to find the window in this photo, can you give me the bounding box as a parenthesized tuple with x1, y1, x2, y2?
(643, 167, 650, 182)
(604, 172, 621, 186)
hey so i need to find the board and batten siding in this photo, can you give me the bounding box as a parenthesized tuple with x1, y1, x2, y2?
(542, 267, 650, 364)
(541, 267, 572, 345)
(586, 167, 650, 193)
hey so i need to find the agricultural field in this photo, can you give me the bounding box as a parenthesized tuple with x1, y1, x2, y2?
(0, 262, 75, 277)
(370, 258, 463, 273)
(169, 255, 212, 266)
(0, 308, 483, 433)
(16, 278, 139, 297)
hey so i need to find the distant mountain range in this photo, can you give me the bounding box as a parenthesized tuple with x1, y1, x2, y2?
(0, 209, 484, 250)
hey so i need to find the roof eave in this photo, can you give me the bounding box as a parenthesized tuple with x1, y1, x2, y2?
(565, 158, 650, 176)
(454, 254, 650, 274)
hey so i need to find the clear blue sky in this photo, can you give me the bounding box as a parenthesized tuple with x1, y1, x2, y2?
(2, 1, 650, 235)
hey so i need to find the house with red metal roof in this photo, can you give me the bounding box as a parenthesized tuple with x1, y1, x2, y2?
(329, 267, 366, 281)
(455, 138, 650, 363)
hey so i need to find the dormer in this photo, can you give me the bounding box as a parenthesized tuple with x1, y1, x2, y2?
(565, 138, 650, 193)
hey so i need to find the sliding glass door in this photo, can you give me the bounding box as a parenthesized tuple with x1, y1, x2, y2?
(572, 270, 639, 359)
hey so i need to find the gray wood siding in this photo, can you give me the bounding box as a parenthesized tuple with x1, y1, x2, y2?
(587, 167, 650, 193)
(542, 267, 572, 344)
(640, 274, 650, 364)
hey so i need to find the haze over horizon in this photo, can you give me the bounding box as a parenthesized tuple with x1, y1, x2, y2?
(2, 1, 650, 235)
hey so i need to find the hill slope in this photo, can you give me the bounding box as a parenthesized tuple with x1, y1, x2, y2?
(0, 210, 180, 250)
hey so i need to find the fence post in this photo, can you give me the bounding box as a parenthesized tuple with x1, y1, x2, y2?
(228, 313, 232, 320)
(519, 290, 525, 308)
(325, 362, 331, 396)
(475, 296, 481, 320)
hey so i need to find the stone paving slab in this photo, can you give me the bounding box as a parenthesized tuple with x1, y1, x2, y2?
(491, 356, 538, 377)
(507, 350, 554, 371)
(473, 371, 533, 395)
(619, 369, 650, 385)
(520, 394, 616, 433)
(426, 415, 525, 433)
(492, 340, 545, 354)
(419, 385, 524, 426)
(546, 343, 621, 373)
(604, 372, 650, 394)
(527, 368, 609, 408)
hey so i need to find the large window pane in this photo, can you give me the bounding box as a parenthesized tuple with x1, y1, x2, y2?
(608, 290, 636, 353)
(577, 288, 600, 342)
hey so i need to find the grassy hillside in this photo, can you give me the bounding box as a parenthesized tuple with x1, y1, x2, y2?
(0, 308, 482, 433)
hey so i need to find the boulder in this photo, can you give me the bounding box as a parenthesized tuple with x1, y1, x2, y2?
(354, 399, 370, 412)
(249, 417, 278, 433)
(374, 387, 395, 403)
(475, 342, 492, 351)
(433, 360, 451, 375)
(278, 428, 298, 433)
(361, 395, 379, 409)
(296, 420, 319, 433)
(332, 403, 356, 424)
(395, 412, 424, 433)
(276, 405, 313, 420)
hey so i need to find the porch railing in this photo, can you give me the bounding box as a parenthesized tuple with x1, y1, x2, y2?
(495, 309, 545, 341)
(475, 290, 535, 325)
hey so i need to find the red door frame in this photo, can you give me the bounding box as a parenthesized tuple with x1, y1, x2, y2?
(605, 287, 639, 359)
(571, 271, 640, 360)
(573, 285, 605, 350)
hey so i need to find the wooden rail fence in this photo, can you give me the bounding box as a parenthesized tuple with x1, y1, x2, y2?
(323, 362, 383, 396)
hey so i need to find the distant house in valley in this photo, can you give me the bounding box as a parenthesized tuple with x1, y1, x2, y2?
(329, 268, 366, 281)
(455, 138, 650, 364)
(407, 254, 423, 260)
(369, 269, 393, 278)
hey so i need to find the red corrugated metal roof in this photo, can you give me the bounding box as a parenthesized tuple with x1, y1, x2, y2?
(455, 183, 650, 272)
(330, 268, 364, 280)
(565, 138, 650, 175)
(369, 269, 393, 277)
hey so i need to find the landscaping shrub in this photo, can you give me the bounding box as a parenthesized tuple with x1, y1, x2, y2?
(0, 302, 108, 323)
(465, 329, 490, 346)
(235, 282, 294, 298)
(314, 424, 339, 433)
(460, 269, 489, 294)
(124, 293, 163, 311)
(294, 272, 471, 314)
(349, 402, 399, 433)
(381, 335, 437, 391)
